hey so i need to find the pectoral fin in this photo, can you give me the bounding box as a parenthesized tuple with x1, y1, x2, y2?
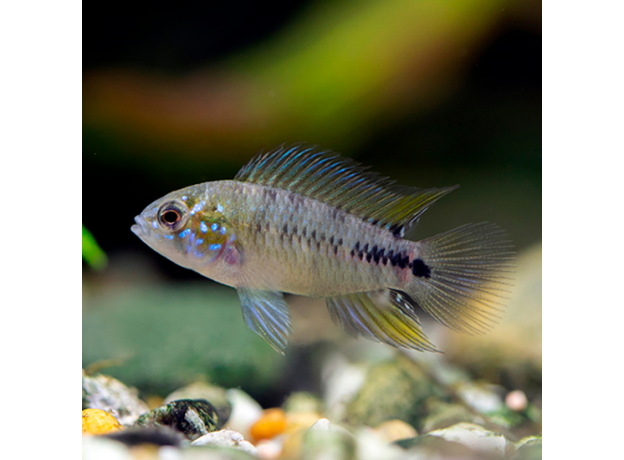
(326, 290, 440, 352)
(237, 288, 291, 354)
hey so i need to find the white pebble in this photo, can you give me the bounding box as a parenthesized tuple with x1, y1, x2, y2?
(256, 439, 283, 460)
(506, 389, 528, 411)
(191, 428, 257, 455)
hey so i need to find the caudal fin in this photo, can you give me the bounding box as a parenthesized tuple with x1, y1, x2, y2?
(406, 223, 514, 335)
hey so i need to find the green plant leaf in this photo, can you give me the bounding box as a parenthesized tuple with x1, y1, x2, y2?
(82, 224, 107, 270)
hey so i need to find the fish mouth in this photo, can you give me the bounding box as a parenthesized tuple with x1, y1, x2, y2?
(131, 215, 146, 237)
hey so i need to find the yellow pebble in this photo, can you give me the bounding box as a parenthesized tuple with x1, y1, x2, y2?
(285, 412, 322, 434)
(250, 408, 287, 442)
(280, 428, 306, 460)
(82, 408, 123, 435)
(374, 419, 418, 443)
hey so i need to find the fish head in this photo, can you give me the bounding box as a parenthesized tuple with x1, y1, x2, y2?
(131, 186, 233, 271)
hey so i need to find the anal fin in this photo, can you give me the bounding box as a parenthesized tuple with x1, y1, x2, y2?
(325, 290, 440, 352)
(237, 288, 291, 354)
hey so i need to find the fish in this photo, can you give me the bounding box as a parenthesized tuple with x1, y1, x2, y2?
(132, 144, 514, 354)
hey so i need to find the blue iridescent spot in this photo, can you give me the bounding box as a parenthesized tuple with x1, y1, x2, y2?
(190, 202, 203, 216)
(196, 238, 204, 245)
(209, 243, 221, 251)
(151, 221, 158, 229)
(164, 235, 174, 240)
(220, 226, 227, 235)
(200, 222, 208, 233)
(181, 195, 188, 201)
(179, 229, 191, 238)
(216, 203, 224, 213)
(211, 223, 219, 232)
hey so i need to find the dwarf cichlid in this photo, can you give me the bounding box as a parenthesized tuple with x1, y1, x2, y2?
(132, 144, 513, 354)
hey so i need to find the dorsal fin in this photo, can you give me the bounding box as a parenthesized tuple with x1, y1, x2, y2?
(235, 144, 458, 237)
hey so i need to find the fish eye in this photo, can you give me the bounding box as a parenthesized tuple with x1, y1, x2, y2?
(162, 209, 180, 224)
(157, 201, 187, 230)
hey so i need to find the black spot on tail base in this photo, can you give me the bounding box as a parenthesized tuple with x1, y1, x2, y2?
(412, 258, 431, 278)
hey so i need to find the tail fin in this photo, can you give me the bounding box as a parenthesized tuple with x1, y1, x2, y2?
(406, 223, 514, 335)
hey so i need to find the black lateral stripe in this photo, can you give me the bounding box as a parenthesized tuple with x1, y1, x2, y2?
(371, 245, 380, 263)
(398, 255, 409, 269)
(349, 242, 393, 266)
(350, 242, 417, 268)
(391, 253, 400, 266)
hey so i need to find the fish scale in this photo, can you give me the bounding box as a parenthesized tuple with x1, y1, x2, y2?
(228, 182, 410, 297)
(132, 144, 514, 353)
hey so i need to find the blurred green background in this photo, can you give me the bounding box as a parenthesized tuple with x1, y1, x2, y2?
(83, 0, 541, 408)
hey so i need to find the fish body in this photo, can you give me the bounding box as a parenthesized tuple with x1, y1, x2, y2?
(132, 145, 513, 353)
